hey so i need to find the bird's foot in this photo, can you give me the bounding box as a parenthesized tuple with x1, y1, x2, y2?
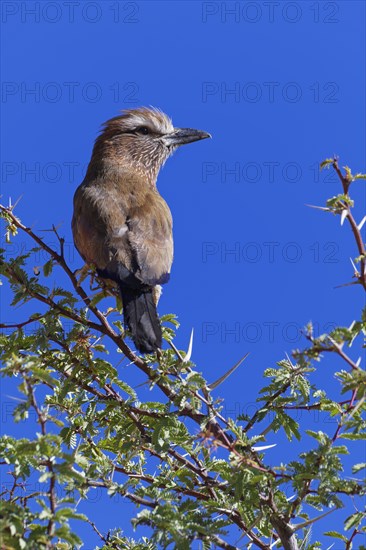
(74, 263, 92, 286)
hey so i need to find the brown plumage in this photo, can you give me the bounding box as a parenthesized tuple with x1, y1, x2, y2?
(72, 107, 210, 353)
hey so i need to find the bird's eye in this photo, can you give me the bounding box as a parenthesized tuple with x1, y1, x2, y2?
(136, 126, 149, 135)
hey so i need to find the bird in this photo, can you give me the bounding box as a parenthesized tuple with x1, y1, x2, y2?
(72, 107, 211, 353)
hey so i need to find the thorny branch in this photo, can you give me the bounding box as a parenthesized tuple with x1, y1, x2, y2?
(1, 204, 278, 547)
(25, 381, 56, 545)
(1, 158, 365, 550)
(331, 158, 366, 289)
(0, 204, 232, 446)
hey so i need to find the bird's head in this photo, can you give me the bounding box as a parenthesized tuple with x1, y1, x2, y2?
(92, 107, 211, 185)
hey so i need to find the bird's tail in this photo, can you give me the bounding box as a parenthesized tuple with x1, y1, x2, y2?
(119, 285, 162, 354)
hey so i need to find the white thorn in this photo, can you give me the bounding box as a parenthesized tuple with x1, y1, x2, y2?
(12, 194, 23, 210)
(183, 328, 194, 363)
(348, 396, 365, 419)
(328, 335, 344, 350)
(348, 320, 356, 331)
(305, 203, 330, 211)
(357, 215, 366, 231)
(252, 443, 277, 452)
(8, 197, 12, 208)
(292, 508, 336, 531)
(356, 357, 362, 367)
(340, 209, 348, 226)
(208, 352, 249, 390)
(350, 257, 358, 273)
(285, 352, 295, 369)
(286, 494, 296, 502)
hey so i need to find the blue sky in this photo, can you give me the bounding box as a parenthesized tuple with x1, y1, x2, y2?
(1, 1, 365, 547)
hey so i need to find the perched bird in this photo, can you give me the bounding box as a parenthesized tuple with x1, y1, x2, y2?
(72, 107, 210, 353)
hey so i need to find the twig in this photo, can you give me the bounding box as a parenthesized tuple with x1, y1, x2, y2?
(331, 159, 366, 289)
(346, 528, 359, 550)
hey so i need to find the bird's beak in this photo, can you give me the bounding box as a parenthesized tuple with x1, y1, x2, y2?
(163, 128, 211, 147)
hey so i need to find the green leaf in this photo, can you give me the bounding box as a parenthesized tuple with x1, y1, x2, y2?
(320, 158, 334, 170)
(324, 531, 348, 542)
(344, 165, 353, 180)
(340, 433, 366, 440)
(43, 259, 53, 277)
(353, 173, 366, 180)
(352, 463, 366, 473)
(114, 380, 137, 399)
(345, 511, 365, 530)
(55, 508, 88, 521)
